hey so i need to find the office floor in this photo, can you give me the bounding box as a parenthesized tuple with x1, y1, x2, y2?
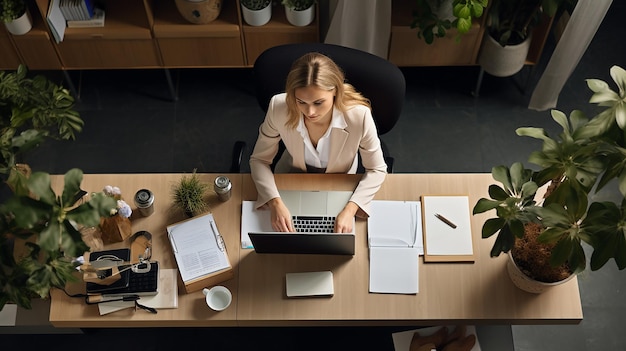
(4, 2, 626, 350)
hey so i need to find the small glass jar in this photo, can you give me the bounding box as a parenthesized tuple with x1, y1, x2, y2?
(214, 176, 232, 202)
(134, 189, 155, 216)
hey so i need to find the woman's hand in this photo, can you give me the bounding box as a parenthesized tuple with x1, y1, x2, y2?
(268, 197, 294, 232)
(335, 201, 359, 233)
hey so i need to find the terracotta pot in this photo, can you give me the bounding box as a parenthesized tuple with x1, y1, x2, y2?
(506, 252, 575, 294)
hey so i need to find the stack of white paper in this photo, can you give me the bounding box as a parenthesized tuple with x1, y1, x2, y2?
(367, 200, 422, 294)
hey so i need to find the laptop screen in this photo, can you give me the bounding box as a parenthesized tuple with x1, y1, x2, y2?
(248, 232, 355, 255)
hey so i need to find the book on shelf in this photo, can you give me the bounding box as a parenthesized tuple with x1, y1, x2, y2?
(67, 8, 105, 28)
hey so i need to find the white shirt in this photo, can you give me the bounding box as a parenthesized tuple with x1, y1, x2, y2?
(296, 109, 347, 169)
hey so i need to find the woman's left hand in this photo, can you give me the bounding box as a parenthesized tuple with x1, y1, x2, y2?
(335, 202, 359, 233)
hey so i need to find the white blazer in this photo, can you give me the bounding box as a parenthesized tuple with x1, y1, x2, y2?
(250, 93, 387, 217)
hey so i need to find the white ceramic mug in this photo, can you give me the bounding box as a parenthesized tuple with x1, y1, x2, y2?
(202, 286, 232, 311)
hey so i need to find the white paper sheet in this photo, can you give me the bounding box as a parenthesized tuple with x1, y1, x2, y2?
(0, 304, 17, 326)
(240, 201, 273, 249)
(422, 196, 473, 256)
(167, 213, 230, 282)
(367, 200, 421, 294)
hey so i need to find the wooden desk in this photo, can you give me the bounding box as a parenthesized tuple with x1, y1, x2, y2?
(237, 173, 583, 326)
(48, 173, 583, 327)
(49, 173, 243, 327)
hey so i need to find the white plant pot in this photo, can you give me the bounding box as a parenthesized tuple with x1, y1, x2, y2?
(285, 5, 314, 27)
(478, 33, 532, 77)
(241, 3, 272, 27)
(506, 252, 575, 294)
(4, 11, 32, 35)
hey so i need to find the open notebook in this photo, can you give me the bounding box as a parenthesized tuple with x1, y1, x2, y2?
(367, 200, 422, 294)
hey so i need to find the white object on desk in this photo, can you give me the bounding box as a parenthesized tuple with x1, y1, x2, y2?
(286, 271, 334, 297)
(421, 195, 475, 262)
(167, 213, 230, 282)
(367, 200, 421, 294)
(0, 303, 17, 326)
(241, 201, 272, 249)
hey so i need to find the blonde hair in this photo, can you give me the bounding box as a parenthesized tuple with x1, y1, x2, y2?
(284, 52, 371, 128)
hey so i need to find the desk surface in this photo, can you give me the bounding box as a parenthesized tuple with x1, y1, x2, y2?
(48, 173, 583, 327)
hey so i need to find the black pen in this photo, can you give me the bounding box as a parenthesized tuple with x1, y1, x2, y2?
(435, 213, 457, 229)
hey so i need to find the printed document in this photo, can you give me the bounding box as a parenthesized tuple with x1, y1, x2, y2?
(367, 200, 421, 294)
(167, 213, 230, 282)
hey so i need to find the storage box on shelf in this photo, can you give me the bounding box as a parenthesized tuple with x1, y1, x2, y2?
(241, 3, 319, 66)
(152, 0, 244, 67)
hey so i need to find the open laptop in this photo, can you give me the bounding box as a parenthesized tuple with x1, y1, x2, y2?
(248, 190, 356, 255)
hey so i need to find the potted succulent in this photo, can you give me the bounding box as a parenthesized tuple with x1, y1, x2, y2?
(282, 0, 315, 27)
(240, 0, 272, 26)
(171, 169, 210, 217)
(477, 0, 566, 77)
(0, 168, 117, 310)
(410, 0, 488, 44)
(1, 0, 31, 35)
(0, 65, 84, 194)
(473, 65, 626, 293)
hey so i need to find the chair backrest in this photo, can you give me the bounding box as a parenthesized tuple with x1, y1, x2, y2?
(252, 43, 405, 136)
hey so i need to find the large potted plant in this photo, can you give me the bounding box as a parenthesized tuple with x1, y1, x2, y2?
(0, 168, 117, 310)
(0, 65, 84, 193)
(0, 0, 31, 35)
(473, 65, 626, 293)
(477, 0, 566, 77)
(410, 0, 488, 44)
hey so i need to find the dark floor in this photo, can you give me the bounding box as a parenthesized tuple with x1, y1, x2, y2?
(4, 1, 626, 350)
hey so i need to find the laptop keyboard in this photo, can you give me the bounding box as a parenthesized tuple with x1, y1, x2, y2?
(292, 216, 336, 233)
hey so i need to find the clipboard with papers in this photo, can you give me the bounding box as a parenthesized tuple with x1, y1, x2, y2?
(166, 213, 233, 293)
(367, 200, 422, 294)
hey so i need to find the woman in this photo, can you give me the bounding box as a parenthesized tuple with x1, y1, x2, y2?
(250, 52, 387, 233)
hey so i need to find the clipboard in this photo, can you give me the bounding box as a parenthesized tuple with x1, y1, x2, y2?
(166, 213, 234, 293)
(421, 195, 475, 262)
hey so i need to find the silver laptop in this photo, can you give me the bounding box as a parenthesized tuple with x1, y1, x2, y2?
(248, 190, 356, 255)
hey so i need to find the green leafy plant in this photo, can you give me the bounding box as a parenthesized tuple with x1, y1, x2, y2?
(0, 0, 25, 23)
(0, 65, 84, 190)
(281, 0, 315, 11)
(171, 170, 210, 217)
(473, 65, 626, 281)
(0, 168, 117, 310)
(411, 0, 488, 44)
(486, 0, 568, 46)
(241, 0, 271, 11)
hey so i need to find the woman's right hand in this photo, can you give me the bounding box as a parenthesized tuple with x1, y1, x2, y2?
(268, 197, 294, 232)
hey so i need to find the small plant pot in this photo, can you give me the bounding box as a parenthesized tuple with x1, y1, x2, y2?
(241, 2, 272, 26)
(284, 4, 314, 27)
(5, 10, 32, 35)
(506, 252, 575, 294)
(478, 33, 532, 77)
(175, 0, 222, 24)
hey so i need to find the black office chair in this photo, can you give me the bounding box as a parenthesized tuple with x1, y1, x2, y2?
(233, 43, 405, 173)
